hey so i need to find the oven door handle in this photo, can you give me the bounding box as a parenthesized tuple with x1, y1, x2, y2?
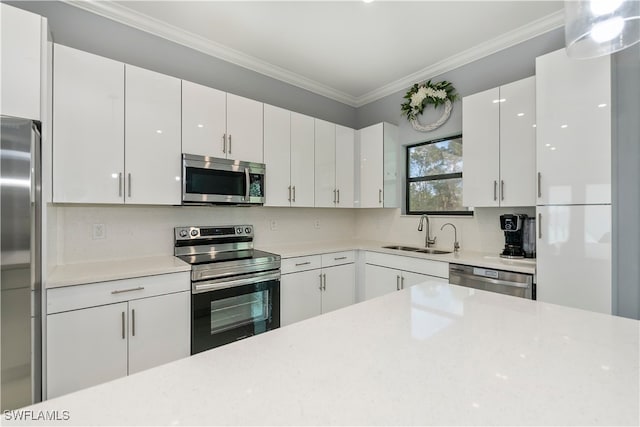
(244, 167, 250, 201)
(193, 270, 280, 294)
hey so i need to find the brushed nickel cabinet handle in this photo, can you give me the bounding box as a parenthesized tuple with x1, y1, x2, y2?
(127, 173, 132, 198)
(131, 309, 136, 337)
(111, 286, 145, 295)
(292, 186, 296, 202)
(333, 189, 336, 204)
(323, 274, 327, 291)
(493, 180, 497, 201)
(396, 275, 400, 291)
(337, 189, 340, 204)
(228, 134, 232, 154)
(121, 311, 125, 340)
(288, 186, 291, 202)
(379, 189, 382, 204)
(319, 273, 323, 290)
(334, 256, 347, 261)
(222, 134, 226, 154)
(401, 276, 405, 290)
(501, 180, 504, 201)
(537, 172, 542, 198)
(118, 172, 123, 197)
(538, 213, 542, 239)
(295, 261, 310, 267)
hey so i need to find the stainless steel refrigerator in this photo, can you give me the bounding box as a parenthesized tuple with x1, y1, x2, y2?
(1, 116, 42, 410)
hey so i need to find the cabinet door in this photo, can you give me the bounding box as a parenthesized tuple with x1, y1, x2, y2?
(264, 104, 291, 207)
(462, 87, 500, 207)
(280, 270, 322, 326)
(359, 123, 384, 208)
(364, 264, 400, 300)
(314, 119, 336, 207)
(335, 125, 355, 208)
(401, 271, 448, 289)
(226, 93, 263, 163)
(290, 112, 315, 207)
(0, 4, 42, 120)
(322, 263, 355, 314)
(499, 76, 536, 207)
(128, 292, 190, 374)
(53, 44, 125, 203)
(47, 302, 128, 398)
(536, 205, 611, 314)
(536, 49, 611, 205)
(125, 65, 181, 205)
(182, 80, 226, 158)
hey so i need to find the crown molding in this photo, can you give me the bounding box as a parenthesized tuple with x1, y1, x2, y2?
(353, 10, 565, 107)
(60, 0, 359, 106)
(61, 1, 564, 108)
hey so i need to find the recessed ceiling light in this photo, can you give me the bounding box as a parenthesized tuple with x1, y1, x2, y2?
(598, 103, 607, 108)
(492, 99, 506, 103)
(517, 113, 525, 117)
(550, 147, 557, 151)
(532, 124, 537, 128)
(197, 124, 204, 128)
(560, 124, 568, 129)
(156, 130, 163, 134)
(545, 143, 551, 147)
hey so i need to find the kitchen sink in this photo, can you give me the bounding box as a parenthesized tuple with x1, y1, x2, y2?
(382, 245, 452, 255)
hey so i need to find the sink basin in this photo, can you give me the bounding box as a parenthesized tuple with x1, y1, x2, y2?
(414, 248, 452, 255)
(382, 245, 452, 255)
(382, 245, 422, 251)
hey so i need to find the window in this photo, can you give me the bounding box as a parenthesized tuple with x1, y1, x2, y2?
(406, 134, 471, 215)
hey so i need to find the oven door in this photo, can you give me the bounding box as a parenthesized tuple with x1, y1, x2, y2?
(182, 154, 265, 205)
(191, 270, 280, 354)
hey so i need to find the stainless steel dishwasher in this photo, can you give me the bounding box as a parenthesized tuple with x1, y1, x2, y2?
(449, 264, 535, 300)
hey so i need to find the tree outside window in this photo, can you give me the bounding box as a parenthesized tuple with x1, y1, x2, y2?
(406, 135, 471, 215)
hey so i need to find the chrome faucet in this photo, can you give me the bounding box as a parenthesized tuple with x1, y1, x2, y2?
(440, 223, 460, 253)
(417, 214, 436, 248)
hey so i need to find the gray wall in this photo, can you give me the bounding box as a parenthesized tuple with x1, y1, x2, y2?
(6, 1, 357, 128)
(612, 43, 640, 320)
(355, 28, 565, 145)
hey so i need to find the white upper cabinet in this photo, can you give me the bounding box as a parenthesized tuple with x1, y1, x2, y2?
(181, 80, 226, 158)
(53, 44, 125, 204)
(462, 87, 500, 207)
(536, 49, 611, 205)
(0, 3, 43, 120)
(290, 112, 315, 207)
(125, 65, 181, 205)
(314, 119, 337, 207)
(462, 76, 536, 208)
(335, 125, 355, 208)
(226, 93, 264, 164)
(500, 77, 536, 207)
(264, 104, 292, 207)
(359, 122, 398, 208)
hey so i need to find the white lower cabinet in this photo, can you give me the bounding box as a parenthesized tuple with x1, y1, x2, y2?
(46, 272, 190, 398)
(280, 252, 355, 326)
(364, 251, 448, 300)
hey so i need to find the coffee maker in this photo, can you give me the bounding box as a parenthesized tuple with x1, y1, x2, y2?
(499, 214, 535, 259)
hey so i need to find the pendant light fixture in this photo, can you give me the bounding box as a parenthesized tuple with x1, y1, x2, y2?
(565, 0, 640, 58)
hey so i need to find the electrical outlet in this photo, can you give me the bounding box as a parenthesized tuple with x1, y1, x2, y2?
(269, 220, 278, 231)
(314, 219, 321, 229)
(92, 223, 105, 240)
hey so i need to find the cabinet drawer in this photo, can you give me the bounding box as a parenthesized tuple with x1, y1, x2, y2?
(321, 251, 355, 268)
(281, 255, 321, 274)
(365, 251, 448, 279)
(47, 272, 190, 314)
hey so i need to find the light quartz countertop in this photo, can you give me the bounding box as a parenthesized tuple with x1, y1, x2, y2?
(46, 256, 191, 288)
(7, 279, 638, 426)
(262, 239, 537, 274)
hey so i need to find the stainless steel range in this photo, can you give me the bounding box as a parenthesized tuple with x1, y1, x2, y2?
(174, 225, 281, 355)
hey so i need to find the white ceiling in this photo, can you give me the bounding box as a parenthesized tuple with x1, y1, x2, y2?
(65, 1, 565, 107)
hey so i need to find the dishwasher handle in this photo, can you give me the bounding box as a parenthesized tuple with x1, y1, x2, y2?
(450, 272, 531, 289)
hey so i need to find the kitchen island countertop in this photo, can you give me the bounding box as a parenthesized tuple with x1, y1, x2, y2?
(6, 280, 638, 426)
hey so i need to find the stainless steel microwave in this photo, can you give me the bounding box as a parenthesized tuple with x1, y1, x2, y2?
(182, 154, 266, 205)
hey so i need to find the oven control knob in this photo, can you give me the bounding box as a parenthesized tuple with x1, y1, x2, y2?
(190, 229, 199, 237)
(245, 227, 252, 234)
(179, 230, 188, 238)
(236, 227, 243, 234)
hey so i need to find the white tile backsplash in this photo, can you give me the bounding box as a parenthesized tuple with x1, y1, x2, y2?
(50, 205, 535, 265)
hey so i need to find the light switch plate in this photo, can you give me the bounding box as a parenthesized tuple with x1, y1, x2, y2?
(92, 223, 105, 239)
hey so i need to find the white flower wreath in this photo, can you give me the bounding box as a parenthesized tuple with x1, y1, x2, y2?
(401, 80, 458, 132)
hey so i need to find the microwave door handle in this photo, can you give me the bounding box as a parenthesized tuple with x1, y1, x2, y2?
(244, 168, 250, 201)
